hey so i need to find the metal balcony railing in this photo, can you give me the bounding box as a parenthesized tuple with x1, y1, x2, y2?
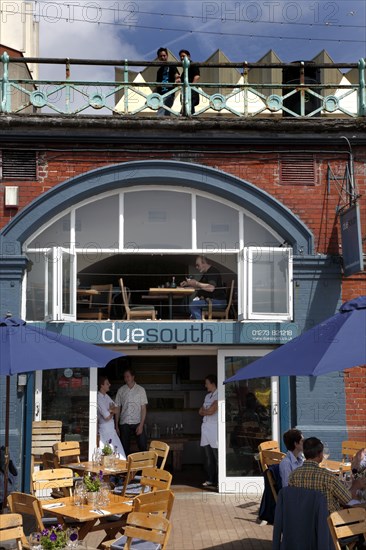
(1, 53, 365, 118)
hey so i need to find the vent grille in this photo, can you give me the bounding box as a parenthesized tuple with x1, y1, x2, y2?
(1, 150, 37, 180)
(280, 154, 315, 186)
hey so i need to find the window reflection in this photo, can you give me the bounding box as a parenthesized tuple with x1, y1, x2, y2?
(225, 357, 272, 477)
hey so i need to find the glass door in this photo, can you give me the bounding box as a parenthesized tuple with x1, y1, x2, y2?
(34, 368, 98, 460)
(217, 349, 280, 493)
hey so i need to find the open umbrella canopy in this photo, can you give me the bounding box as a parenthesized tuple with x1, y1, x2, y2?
(0, 317, 123, 375)
(0, 316, 124, 507)
(225, 296, 366, 383)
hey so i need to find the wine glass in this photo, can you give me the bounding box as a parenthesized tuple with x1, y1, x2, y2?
(323, 442, 330, 461)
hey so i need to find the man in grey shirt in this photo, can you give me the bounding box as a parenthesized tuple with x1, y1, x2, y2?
(115, 368, 148, 456)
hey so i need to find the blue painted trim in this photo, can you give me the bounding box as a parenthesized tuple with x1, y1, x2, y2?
(279, 376, 291, 451)
(0, 160, 314, 255)
(23, 373, 34, 493)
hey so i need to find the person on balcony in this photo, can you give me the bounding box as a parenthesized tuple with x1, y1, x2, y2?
(181, 255, 226, 320)
(177, 49, 200, 114)
(156, 47, 180, 116)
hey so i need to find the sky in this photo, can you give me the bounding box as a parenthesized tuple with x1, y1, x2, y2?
(27, 0, 365, 64)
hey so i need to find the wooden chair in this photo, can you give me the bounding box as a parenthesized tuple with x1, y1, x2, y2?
(7, 491, 46, 532)
(342, 440, 366, 462)
(266, 468, 280, 502)
(259, 449, 286, 472)
(101, 490, 175, 549)
(124, 467, 172, 496)
(31, 420, 62, 473)
(114, 451, 158, 496)
(149, 441, 170, 469)
(201, 279, 235, 320)
(327, 508, 366, 550)
(257, 440, 282, 473)
(78, 283, 113, 320)
(53, 441, 81, 466)
(42, 452, 58, 469)
(0, 513, 28, 550)
(116, 512, 171, 550)
(32, 467, 74, 499)
(119, 278, 157, 321)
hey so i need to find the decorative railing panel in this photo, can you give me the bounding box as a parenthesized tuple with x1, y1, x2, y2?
(1, 53, 365, 118)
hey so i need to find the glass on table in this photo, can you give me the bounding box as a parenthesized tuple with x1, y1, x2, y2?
(29, 532, 42, 550)
(66, 527, 79, 548)
(74, 479, 86, 506)
(322, 442, 330, 461)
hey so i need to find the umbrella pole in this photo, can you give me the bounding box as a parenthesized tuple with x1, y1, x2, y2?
(2, 376, 10, 513)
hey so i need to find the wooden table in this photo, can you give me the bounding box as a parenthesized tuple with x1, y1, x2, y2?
(320, 459, 351, 473)
(41, 494, 133, 541)
(67, 459, 128, 479)
(148, 287, 194, 319)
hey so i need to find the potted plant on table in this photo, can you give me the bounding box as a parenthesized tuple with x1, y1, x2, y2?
(83, 471, 103, 505)
(102, 439, 114, 467)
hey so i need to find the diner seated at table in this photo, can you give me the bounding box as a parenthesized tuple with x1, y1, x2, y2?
(180, 256, 226, 320)
(288, 437, 366, 514)
(352, 447, 366, 475)
(279, 428, 304, 487)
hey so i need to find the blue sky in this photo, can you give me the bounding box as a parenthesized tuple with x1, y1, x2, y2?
(34, 0, 365, 63)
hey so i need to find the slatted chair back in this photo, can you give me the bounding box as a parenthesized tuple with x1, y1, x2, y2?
(31, 420, 62, 473)
(134, 489, 175, 520)
(139, 467, 172, 493)
(123, 512, 171, 550)
(260, 449, 286, 472)
(120, 451, 158, 496)
(327, 508, 366, 550)
(32, 467, 73, 499)
(53, 441, 81, 466)
(0, 513, 27, 550)
(257, 440, 281, 472)
(341, 440, 366, 462)
(149, 440, 170, 469)
(7, 491, 45, 532)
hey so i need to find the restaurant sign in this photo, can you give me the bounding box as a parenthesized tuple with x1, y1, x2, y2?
(37, 321, 298, 346)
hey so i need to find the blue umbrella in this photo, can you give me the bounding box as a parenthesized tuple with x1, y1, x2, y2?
(0, 316, 124, 508)
(225, 296, 366, 383)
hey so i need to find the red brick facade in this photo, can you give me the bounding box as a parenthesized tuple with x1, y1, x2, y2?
(1, 120, 365, 438)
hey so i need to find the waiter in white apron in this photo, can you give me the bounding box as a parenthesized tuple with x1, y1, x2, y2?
(199, 374, 218, 488)
(97, 376, 126, 459)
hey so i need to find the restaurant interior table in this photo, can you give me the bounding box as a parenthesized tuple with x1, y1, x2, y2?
(148, 287, 195, 319)
(66, 459, 128, 479)
(41, 494, 133, 540)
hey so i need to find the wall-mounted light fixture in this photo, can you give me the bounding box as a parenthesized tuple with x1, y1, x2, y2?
(4, 186, 19, 208)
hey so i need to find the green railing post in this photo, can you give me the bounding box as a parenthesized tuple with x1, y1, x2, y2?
(1, 52, 11, 113)
(65, 58, 71, 114)
(182, 56, 191, 116)
(124, 59, 129, 114)
(358, 58, 366, 116)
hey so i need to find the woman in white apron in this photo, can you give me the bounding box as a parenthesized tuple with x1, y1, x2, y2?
(97, 376, 126, 459)
(199, 374, 218, 487)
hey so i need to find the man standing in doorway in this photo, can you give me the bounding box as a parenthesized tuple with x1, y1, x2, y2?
(115, 368, 148, 456)
(156, 47, 180, 116)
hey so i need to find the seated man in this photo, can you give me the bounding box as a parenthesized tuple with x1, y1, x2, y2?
(288, 437, 366, 514)
(279, 428, 304, 487)
(181, 255, 226, 320)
